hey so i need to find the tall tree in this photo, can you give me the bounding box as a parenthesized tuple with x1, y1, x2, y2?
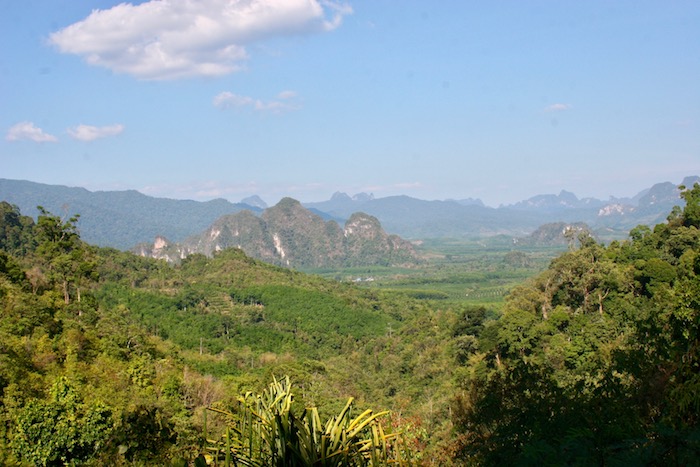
(34, 207, 93, 306)
(0, 201, 35, 255)
(679, 182, 700, 227)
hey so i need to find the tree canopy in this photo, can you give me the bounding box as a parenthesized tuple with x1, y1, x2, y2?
(452, 183, 700, 465)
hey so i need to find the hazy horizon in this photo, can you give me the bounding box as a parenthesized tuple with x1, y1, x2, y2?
(4, 174, 698, 211)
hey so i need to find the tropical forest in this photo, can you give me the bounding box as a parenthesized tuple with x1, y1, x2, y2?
(1, 183, 700, 466)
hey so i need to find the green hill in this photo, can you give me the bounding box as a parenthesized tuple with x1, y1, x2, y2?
(0, 179, 256, 249)
(135, 198, 421, 268)
(0, 201, 454, 464)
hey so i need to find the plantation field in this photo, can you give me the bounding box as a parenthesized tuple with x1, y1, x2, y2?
(303, 237, 566, 308)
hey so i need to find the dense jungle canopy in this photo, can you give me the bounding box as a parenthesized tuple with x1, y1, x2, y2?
(0, 183, 699, 465)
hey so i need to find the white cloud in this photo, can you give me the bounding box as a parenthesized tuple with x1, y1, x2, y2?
(5, 122, 58, 142)
(67, 124, 125, 141)
(49, 0, 352, 80)
(277, 90, 298, 100)
(544, 103, 571, 112)
(213, 91, 300, 113)
(213, 91, 255, 108)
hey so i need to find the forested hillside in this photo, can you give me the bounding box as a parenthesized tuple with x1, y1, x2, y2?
(452, 183, 700, 464)
(0, 201, 456, 465)
(1, 183, 699, 465)
(0, 179, 256, 249)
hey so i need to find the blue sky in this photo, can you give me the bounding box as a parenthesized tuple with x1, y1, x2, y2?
(2, 1, 698, 207)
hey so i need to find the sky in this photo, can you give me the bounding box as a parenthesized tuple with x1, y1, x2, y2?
(1, 0, 699, 207)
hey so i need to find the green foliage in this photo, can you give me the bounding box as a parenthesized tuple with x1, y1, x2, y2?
(240, 284, 389, 343)
(0, 201, 35, 255)
(112, 405, 179, 464)
(452, 186, 700, 465)
(679, 182, 700, 227)
(11, 377, 113, 466)
(33, 206, 97, 306)
(0, 250, 26, 285)
(205, 376, 412, 466)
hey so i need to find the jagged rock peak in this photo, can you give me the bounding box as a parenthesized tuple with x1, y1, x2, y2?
(274, 197, 303, 209)
(265, 198, 314, 223)
(153, 235, 170, 250)
(344, 212, 382, 237)
(135, 201, 420, 269)
(637, 182, 683, 207)
(598, 204, 634, 217)
(558, 190, 579, 203)
(520, 222, 593, 246)
(240, 195, 267, 209)
(352, 192, 374, 202)
(328, 192, 374, 203)
(330, 192, 352, 202)
(681, 175, 700, 188)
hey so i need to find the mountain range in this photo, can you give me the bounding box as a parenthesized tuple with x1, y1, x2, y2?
(0, 179, 260, 249)
(1, 176, 698, 252)
(304, 176, 700, 239)
(134, 197, 420, 268)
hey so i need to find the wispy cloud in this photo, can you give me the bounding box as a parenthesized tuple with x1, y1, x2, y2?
(213, 90, 300, 113)
(49, 0, 352, 80)
(277, 90, 298, 100)
(544, 103, 571, 112)
(140, 180, 263, 201)
(67, 124, 124, 141)
(5, 122, 58, 142)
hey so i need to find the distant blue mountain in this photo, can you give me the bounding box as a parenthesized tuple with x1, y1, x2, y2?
(240, 195, 268, 209)
(304, 177, 699, 239)
(0, 179, 258, 249)
(1, 176, 697, 249)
